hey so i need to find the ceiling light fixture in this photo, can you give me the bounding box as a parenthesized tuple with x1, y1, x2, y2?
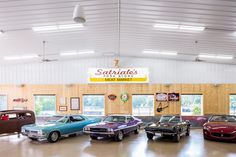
(60, 50, 95, 56)
(4, 54, 39, 60)
(73, 4, 86, 23)
(154, 23, 205, 31)
(198, 54, 233, 60)
(143, 50, 178, 55)
(32, 24, 84, 32)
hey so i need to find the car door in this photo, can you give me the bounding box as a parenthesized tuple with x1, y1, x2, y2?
(67, 115, 88, 133)
(126, 116, 136, 133)
(0, 113, 18, 134)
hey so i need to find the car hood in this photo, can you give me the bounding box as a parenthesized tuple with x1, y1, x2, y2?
(22, 122, 62, 130)
(148, 122, 177, 128)
(206, 122, 236, 130)
(87, 121, 125, 129)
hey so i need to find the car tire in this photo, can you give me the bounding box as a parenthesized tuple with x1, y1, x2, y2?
(146, 133, 154, 140)
(115, 131, 124, 142)
(173, 134, 180, 142)
(134, 126, 140, 134)
(47, 131, 60, 143)
(90, 135, 97, 140)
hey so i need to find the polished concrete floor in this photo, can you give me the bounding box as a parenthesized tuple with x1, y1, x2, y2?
(0, 129, 236, 157)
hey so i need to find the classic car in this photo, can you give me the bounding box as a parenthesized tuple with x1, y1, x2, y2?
(83, 114, 142, 141)
(0, 110, 35, 136)
(145, 115, 191, 142)
(203, 115, 236, 141)
(21, 115, 101, 143)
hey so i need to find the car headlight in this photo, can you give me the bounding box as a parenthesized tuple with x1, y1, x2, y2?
(84, 127, 90, 131)
(203, 126, 211, 130)
(38, 130, 43, 136)
(107, 128, 113, 132)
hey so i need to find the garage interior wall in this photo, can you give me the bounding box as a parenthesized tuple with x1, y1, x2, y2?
(0, 57, 236, 84)
(1, 84, 235, 115)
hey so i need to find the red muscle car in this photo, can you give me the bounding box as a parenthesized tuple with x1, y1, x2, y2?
(203, 115, 236, 141)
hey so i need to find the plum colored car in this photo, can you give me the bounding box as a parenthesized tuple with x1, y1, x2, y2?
(83, 115, 142, 141)
(203, 115, 236, 141)
(145, 115, 191, 142)
(21, 115, 101, 143)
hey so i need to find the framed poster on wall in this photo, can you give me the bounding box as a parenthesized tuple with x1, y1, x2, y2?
(70, 97, 80, 110)
(59, 106, 67, 111)
(156, 93, 168, 102)
(168, 93, 180, 101)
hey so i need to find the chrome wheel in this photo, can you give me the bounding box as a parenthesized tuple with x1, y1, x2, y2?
(116, 131, 123, 141)
(48, 131, 60, 143)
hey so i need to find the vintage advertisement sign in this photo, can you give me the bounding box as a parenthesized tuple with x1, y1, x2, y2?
(88, 68, 149, 83)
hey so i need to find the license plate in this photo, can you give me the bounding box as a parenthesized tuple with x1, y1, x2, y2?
(155, 133, 161, 136)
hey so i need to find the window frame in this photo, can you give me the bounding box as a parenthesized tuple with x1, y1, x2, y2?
(34, 94, 56, 117)
(82, 94, 105, 116)
(229, 94, 236, 115)
(132, 94, 155, 116)
(180, 94, 204, 116)
(0, 95, 8, 111)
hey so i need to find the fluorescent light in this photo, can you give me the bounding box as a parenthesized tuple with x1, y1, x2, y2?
(60, 51, 78, 56)
(32, 26, 58, 32)
(4, 54, 39, 60)
(143, 50, 178, 55)
(198, 54, 216, 59)
(216, 55, 234, 60)
(77, 50, 94, 54)
(153, 23, 179, 29)
(58, 24, 83, 29)
(32, 24, 84, 32)
(179, 25, 205, 31)
(60, 50, 95, 56)
(153, 22, 205, 32)
(198, 54, 233, 60)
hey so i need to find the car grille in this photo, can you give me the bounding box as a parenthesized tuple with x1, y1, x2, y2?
(146, 127, 174, 133)
(211, 133, 234, 138)
(25, 130, 38, 134)
(90, 128, 108, 132)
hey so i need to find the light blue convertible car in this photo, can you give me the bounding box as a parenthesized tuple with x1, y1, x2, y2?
(21, 115, 101, 143)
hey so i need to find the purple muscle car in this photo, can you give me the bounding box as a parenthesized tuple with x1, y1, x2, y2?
(83, 115, 142, 141)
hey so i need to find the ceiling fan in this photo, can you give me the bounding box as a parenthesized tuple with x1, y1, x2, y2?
(39, 41, 58, 62)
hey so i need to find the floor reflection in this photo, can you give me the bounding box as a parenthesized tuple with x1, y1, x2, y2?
(0, 130, 236, 157)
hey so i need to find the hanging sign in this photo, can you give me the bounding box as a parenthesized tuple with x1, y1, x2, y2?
(88, 68, 149, 83)
(156, 93, 168, 102)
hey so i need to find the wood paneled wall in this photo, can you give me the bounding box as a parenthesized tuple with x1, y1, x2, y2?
(0, 84, 235, 115)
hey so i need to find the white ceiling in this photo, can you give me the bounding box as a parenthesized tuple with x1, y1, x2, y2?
(1, 0, 236, 64)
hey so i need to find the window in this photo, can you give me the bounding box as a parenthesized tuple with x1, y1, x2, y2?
(230, 95, 236, 115)
(83, 95, 105, 116)
(181, 94, 203, 116)
(34, 95, 56, 116)
(0, 95, 7, 111)
(132, 95, 154, 116)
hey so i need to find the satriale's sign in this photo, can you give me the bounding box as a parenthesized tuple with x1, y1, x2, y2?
(88, 68, 149, 83)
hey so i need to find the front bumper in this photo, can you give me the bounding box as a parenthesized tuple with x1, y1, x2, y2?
(145, 127, 176, 136)
(83, 130, 115, 137)
(21, 132, 47, 141)
(203, 129, 236, 141)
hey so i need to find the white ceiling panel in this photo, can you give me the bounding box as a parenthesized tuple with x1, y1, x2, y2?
(0, 0, 236, 64)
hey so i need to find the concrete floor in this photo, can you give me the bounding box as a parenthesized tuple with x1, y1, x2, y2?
(0, 129, 236, 157)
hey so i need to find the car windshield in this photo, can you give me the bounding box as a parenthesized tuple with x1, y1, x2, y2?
(160, 116, 181, 123)
(209, 115, 236, 122)
(103, 116, 126, 123)
(56, 116, 69, 123)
